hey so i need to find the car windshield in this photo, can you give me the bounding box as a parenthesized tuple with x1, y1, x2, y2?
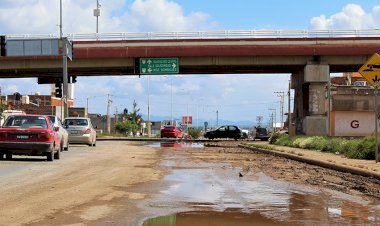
(48, 116, 56, 123)
(164, 126, 176, 130)
(3, 115, 48, 128)
(257, 128, 267, 133)
(64, 119, 88, 126)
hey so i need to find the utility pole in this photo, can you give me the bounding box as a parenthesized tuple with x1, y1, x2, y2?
(59, 0, 63, 39)
(107, 94, 111, 134)
(86, 97, 89, 118)
(147, 74, 151, 137)
(94, 0, 101, 33)
(275, 91, 285, 129)
(269, 108, 276, 132)
(62, 38, 68, 118)
(170, 76, 173, 125)
(60, 0, 68, 119)
(115, 106, 118, 127)
(216, 110, 219, 127)
(288, 81, 292, 136)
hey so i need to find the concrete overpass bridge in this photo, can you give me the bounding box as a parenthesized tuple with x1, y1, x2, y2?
(1, 29, 380, 136)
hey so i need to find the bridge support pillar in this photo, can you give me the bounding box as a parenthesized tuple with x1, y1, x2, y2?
(302, 64, 330, 136)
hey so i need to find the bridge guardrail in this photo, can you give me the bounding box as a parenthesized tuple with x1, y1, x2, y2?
(3, 29, 380, 41)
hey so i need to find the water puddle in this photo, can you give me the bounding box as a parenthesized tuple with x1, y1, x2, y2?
(141, 167, 380, 225)
(145, 142, 204, 148)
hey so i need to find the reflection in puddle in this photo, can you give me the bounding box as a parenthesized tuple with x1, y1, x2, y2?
(142, 167, 380, 225)
(145, 142, 204, 148)
(143, 210, 288, 226)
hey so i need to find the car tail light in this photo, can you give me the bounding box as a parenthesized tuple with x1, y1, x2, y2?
(0, 132, 7, 138)
(85, 128, 91, 134)
(39, 132, 52, 141)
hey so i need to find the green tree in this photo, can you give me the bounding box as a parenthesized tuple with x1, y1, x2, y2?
(115, 100, 144, 137)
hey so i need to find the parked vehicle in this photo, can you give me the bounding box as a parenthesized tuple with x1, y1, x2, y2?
(63, 117, 97, 146)
(252, 126, 270, 141)
(160, 126, 183, 138)
(0, 114, 61, 161)
(48, 115, 69, 151)
(0, 110, 25, 126)
(204, 125, 242, 140)
(241, 129, 249, 139)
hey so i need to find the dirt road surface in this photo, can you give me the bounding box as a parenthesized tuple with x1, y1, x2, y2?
(1, 140, 380, 226)
(0, 141, 163, 226)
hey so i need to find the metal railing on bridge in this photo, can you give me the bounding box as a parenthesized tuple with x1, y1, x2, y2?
(3, 29, 380, 41)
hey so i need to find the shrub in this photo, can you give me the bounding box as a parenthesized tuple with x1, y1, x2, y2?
(275, 134, 293, 146)
(323, 138, 346, 153)
(271, 133, 379, 160)
(188, 128, 202, 139)
(346, 136, 375, 159)
(269, 132, 281, 144)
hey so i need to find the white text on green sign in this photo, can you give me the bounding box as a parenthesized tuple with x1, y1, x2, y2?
(140, 58, 179, 74)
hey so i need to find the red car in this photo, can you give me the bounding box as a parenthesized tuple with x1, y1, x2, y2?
(160, 126, 183, 138)
(0, 115, 62, 161)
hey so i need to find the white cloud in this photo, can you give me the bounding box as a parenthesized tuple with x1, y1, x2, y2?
(123, 0, 215, 32)
(310, 4, 380, 29)
(0, 0, 216, 34)
(6, 85, 19, 94)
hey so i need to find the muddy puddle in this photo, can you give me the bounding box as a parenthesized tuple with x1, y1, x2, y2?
(138, 149, 380, 226)
(145, 142, 204, 148)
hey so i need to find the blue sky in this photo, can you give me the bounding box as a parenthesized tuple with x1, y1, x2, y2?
(0, 1, 380, 127)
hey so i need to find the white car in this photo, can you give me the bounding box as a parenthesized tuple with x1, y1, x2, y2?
(48, 115, 69, 151)
(63, 117, 97, 147)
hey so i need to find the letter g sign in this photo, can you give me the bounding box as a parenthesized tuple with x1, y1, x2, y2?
(351, 120, 359, 129)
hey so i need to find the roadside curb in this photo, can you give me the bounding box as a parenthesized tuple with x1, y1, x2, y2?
(239, 144, 380, 180)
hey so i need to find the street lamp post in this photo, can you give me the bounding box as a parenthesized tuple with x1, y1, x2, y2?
(59, 0, 63, 39)
(94, 0, 101, 33)
(170, 76, 173, 125)
(147, 74, 151, 137)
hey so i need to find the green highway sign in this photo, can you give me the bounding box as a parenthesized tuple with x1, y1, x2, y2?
(139, 58, 179, 75)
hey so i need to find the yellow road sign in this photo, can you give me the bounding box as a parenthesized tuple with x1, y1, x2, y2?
(358, 53, 380, 86)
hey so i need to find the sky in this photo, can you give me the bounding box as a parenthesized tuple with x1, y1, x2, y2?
(0, 0, 380, 127)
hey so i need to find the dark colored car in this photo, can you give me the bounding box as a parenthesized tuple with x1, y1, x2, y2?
(204, 125, 242, 140)
(0, 115, 61, 161)
(160, 126, 183, 138)
(252, 127, 270, 141)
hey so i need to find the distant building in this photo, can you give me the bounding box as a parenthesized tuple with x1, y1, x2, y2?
(4, 93, 74, 118)
(329, 74, 376, 136)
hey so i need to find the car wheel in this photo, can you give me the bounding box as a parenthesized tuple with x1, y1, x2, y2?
(92, 139, 96, 147)
(47, 151, 54, 162)
(54, 143, 62, 159)
(5, 152, 12, 160)
(63, 139, 69, 151)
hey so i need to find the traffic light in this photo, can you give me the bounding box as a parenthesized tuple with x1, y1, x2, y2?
(123, 108, 128, 115)
(134, 58, 140, 74)
(55, 83, 62, 98)
(71, 76, 77, 83)
(0, 36, 6, 56)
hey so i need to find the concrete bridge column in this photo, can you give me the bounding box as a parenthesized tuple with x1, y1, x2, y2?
(291, 71, 305, 135)
(302, 64, 330, 136)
